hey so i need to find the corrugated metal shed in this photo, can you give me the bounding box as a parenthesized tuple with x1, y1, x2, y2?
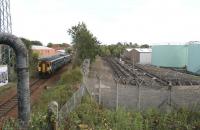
(131, 48, 152, 64)
(152, 45, 188, 68)
(187, 44, 200, 74)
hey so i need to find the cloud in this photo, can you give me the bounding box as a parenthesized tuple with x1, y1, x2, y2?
(11, 0, 200, 45)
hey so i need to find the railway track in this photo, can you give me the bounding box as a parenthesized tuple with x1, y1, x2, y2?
(105, 57, 169, 87)
(135, 64, 200, 86)
(122, 58, 200, 86)
(0, 79, 47, 119)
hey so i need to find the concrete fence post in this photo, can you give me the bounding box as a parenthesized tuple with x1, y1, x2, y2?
(47, 101, 58, 130)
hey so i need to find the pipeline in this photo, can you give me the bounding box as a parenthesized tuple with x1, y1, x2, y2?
(0, 33, 30, 129)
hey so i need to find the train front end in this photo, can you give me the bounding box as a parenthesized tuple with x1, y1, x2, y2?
(37, 60, 52, 78)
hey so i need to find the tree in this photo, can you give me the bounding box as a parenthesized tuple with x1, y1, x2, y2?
(20, 37, 39, 78)
(140, 44, 150, 48)
(31, 40, 43, 46)
(66, 47, 73, 54)
(47, 42, 53, 47)
(68, 22, 99, 64)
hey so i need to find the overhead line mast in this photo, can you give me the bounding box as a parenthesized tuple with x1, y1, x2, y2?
(0, 0, 13, 80)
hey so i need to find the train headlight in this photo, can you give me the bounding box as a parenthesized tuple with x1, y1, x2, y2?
(38, 67, 41, 71)
(47, 67, 51, 71)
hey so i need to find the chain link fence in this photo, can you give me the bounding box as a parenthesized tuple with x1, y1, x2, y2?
(59, 85, 88, 122)
(86, 58, 200, 111)
(58, 59, 91, 122)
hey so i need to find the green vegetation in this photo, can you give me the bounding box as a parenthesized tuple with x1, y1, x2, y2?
(32, 67, 82, 113)
(99, 43, 126, 57)
(47, 42, 53, 47)
(20, 38, 42, 78)
(65, 95, 200, 130)
(2, 67, 83, 129)
(68, 22, 99, 65)
(3, 75, 200, 130)
(99, 42, 150, 57)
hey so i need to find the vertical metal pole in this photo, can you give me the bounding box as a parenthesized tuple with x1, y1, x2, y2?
(137, 84, 140, 111)
(132, 50, 135, 71)
(73, 93, 76, 108)
(98, 76, 101, 105)
(136, 79, 141, 111)
(116, 80, 119, 110)
(169, 84, 172, 108)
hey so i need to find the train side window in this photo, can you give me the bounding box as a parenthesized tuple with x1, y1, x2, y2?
(38, 62, 42, 67)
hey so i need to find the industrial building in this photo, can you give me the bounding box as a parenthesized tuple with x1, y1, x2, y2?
(32, 45, 58, 58)
(123, 48, 152, 64)
(152, 43, 200, 75)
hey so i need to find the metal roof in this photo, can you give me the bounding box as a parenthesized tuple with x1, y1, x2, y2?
(32, 45, 54, 50)
(38, 54, 70, 62)
(134, 48, 152, 53)
(126, 48, 133, 52)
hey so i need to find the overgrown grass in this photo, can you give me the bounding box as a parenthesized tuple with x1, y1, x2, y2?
(66, 95, 200, 130)
(32, 67, 82, 113)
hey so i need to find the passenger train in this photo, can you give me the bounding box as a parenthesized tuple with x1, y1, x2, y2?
(37, 53, 71, 78)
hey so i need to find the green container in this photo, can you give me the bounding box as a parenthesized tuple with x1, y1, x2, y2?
(152, 45, 188, 68)
(187, 44, 200, 74)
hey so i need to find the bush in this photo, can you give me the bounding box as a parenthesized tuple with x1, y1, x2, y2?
(66, 96, 200, 130)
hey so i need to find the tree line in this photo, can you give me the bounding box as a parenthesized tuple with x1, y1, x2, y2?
(68, 22, 150, 65)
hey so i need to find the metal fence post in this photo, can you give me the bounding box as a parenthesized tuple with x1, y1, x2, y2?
(96, 74, 102, 105)
(99, 76, 101, 105)
(136, 79, 143, 111)
(137, 84, 141, 111)
(116, 80, 119, 110)
(168, 82, 172, 108)
(114, 78, 119, 111)
(74, 93, 76, 108)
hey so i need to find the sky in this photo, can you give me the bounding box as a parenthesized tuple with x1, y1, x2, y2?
(11, 0, 200, 46)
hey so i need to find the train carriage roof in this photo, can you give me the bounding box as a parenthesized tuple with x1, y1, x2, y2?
(38, 54, 69, 62)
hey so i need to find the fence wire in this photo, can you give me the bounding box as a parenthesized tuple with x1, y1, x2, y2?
(86, 58, 200, 111)
(59, 59, 91, 123)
